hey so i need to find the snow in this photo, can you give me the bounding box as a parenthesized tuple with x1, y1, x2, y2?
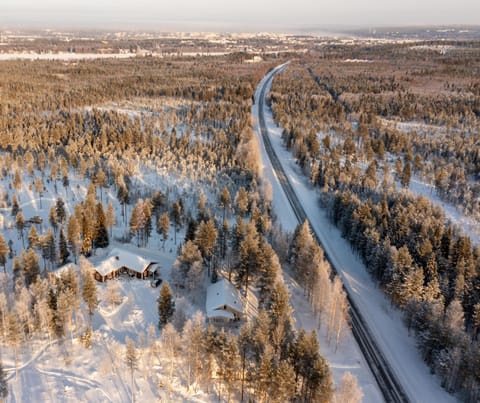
(253, 64, 298, 233)
(407, 175, 480, 245)
(205, 279, 244, 320)
(256, 66, 458, 403)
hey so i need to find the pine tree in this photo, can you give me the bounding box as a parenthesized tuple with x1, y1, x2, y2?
(173, 241, 203, 290)
(67, 215, 81, 264)
(236, 226, 259, 297)
(27, 225, 40, 250)
(117, 182, 130, 224)
(125, 336, 138, 403)
(0, 235, 8, 273)
(272, 359, 296, 402)
(7, 313, 22, 379)
(41, 229, 56, 271)
(161, 323, 179, 390)
(34, 176, 44, 208)
(157, 212, 170, 250)
(401, 161, 412, 188)
(194, 219, 217, 266)
(234, 187, 249, 216)
(151, 190, 166, 222)
(182, 312, 205, 391)
(219, 186, 231, 221)
(158, 282, 175, 328)
(47, 288, 64, 339)
(170, 201, 182, 244)
(49, 205, 58, 235)
(22, 248, 40, 287)
(129, 201, 142, 247)
(218, 217, 229, 259)
(58, 227, 69, 266)
(93, 202, 109, 249)
(142, 199, 153, 247)
(105, 201, 116, 238)
(216, 331, 240, 401)
(80, 257, 98, 326)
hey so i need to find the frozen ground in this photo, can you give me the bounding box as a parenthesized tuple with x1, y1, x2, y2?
(255, 65, 458, 403)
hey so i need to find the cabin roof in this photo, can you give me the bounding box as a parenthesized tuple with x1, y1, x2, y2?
(95, 248, 152, 277)
(206, 279, 244, 319)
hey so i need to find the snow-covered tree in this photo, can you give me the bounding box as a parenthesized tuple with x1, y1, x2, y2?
(158, 282, 175, 328)
(125, 336, 138, 403)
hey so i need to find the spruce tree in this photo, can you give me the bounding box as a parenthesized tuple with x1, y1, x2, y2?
(0, 359, 8, 401)
(11, 194, 19, 217)
(93, 202, 109, 249)
(80, 257, 98, 326)
(15, 212, 26, 248)
(158, 282, 175, 328)
(58, 227, 70, 266)
(55, 197, 66, 224)
(0, 235, 8, 273)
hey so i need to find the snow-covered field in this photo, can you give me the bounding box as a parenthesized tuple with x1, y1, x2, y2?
(255, 65, 458, 403)
(0, 52, 137, 61)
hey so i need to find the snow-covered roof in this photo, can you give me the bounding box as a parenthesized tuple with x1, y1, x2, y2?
(95, 248, 152, 277)
(53, 262, 77, 277)
(206, 279, 244, 319)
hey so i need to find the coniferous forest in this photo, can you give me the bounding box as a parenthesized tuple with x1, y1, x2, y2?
(269, 41, 480, 400)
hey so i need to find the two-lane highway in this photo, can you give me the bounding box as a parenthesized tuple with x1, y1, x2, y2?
(256, 64, 409, 403)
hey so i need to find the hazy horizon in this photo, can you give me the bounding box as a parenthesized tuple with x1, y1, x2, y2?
(2, 1, 480, 32)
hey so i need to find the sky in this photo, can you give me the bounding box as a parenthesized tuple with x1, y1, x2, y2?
(2, 0, 480, 31)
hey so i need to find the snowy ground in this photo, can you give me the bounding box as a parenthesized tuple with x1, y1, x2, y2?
(406, 175, 480, 245)
(0, 52, 138, 61)
(253, 65, 383, 403)
(255, 65, 459, 403)
(0, 149, 214, 401)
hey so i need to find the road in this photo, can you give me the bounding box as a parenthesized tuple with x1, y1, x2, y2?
(256, 64, 409, 403)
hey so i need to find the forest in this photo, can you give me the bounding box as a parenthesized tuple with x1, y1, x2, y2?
(0, 51, 362, 402)
(269, 41, 480, 401)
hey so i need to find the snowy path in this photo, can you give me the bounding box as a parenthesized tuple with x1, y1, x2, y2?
(254, 65, 458, 403)
(253, 65, 384, 403)
(5, 339, 114, 402)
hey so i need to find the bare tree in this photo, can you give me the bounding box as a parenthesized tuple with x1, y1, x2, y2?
(336, 372, 363, 403)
